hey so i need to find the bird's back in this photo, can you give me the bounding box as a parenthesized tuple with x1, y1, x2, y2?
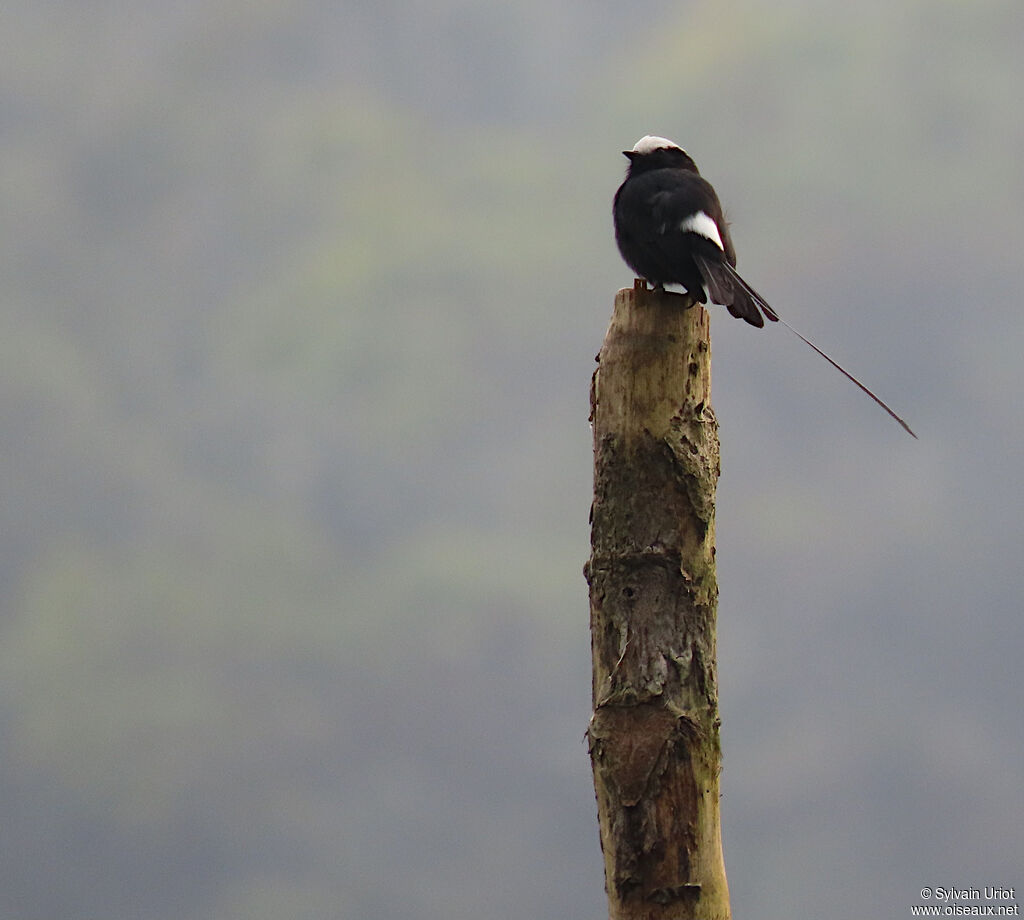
(614, 167, 731, 287)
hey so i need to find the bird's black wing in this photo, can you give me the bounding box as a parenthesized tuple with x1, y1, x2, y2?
(646, 172, 736, 262)
(648, 176, 776, 327)
(693, 251, 735, 307)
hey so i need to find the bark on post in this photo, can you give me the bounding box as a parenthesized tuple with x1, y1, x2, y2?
(585, 281, 729, 920)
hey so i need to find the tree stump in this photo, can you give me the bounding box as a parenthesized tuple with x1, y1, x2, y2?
(586, 282, 729, 920)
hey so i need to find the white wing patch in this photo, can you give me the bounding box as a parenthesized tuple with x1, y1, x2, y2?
(679, 211, 724, 251)
(631, 135, 682, 155)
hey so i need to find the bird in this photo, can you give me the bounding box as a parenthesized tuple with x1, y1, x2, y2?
(613, 134, 917, 438)
(614, 134, 777, 328)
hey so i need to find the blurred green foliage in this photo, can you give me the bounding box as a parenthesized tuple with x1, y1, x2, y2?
(0, 1, 1022, 918)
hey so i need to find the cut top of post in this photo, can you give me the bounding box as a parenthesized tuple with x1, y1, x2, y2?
(592, 285, 712, 444)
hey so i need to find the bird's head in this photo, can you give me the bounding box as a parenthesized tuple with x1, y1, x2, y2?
(623, 135, 699, 174)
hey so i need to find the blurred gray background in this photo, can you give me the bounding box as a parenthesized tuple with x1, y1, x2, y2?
(1, 1, 1021, 918)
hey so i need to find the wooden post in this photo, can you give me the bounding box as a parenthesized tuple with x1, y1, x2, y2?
(585, 281, 729, 920)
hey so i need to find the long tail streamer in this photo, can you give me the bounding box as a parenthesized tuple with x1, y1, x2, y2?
(776, 317, 917, 439)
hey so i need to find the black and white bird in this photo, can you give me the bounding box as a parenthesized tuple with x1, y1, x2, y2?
(614, 134, 777, 328)
(613, 135, 916, 437)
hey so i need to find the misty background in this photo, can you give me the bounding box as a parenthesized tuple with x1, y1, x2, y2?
(1, 1, 1022, 918)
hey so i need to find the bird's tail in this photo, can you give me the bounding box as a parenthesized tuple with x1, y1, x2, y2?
(693, 253, 778, 328)
(772, 315, 917, 438)
(693, 255, 917, 438)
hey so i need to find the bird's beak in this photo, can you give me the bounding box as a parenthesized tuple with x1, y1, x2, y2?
(622, 151, 637, 160)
